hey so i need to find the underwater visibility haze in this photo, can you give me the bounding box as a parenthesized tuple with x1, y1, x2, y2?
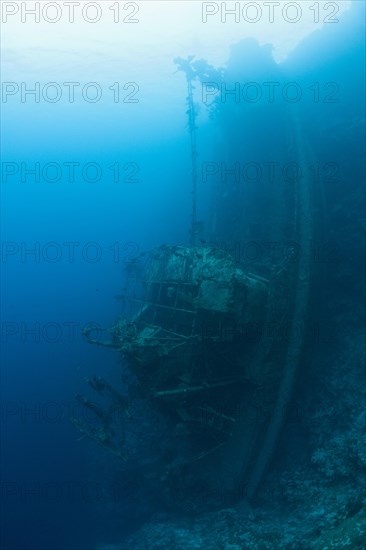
(1, 1, 365, 548)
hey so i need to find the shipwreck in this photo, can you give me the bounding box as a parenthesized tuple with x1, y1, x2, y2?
(77, 55, 314, 510)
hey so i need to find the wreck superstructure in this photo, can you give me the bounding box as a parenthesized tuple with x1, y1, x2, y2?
(78, 50, 315, 510)
(82, 179, 313, 509)
(111, 245, 268, 434)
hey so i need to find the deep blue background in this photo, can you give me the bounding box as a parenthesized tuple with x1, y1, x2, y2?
(1, 3, 365, 549)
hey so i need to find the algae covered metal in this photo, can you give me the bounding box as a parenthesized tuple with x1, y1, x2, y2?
(113, 244, 269, 403)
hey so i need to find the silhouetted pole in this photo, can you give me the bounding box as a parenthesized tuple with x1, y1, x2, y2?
(186, 77, 198, 246)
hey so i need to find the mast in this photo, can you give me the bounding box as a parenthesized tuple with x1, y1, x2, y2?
(174, 55, 222, 246)
(186, 76, 198, 246)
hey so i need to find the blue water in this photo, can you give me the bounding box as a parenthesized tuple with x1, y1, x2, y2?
(1, 2, 365, 549)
